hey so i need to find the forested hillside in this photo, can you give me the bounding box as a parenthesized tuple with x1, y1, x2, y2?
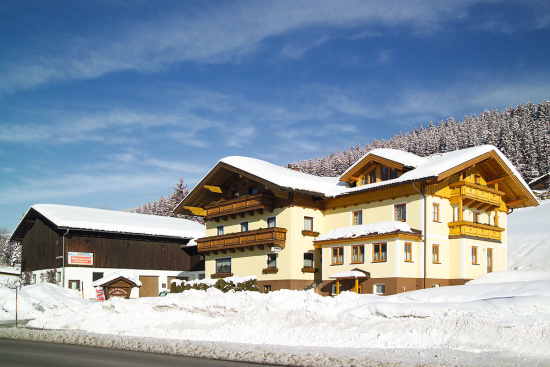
(138, 100, 550, 217)
(290, 101, 550, 182)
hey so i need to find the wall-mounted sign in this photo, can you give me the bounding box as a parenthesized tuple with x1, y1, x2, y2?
(68, 252, 93, 265)
(271, 246, 282, 252)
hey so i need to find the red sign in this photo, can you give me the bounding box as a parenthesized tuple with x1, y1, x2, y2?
(96, 288, 105, 301)
(68, 252, 93, 265)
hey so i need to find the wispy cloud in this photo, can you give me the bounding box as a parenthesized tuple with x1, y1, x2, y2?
(0, 1, 502, 96)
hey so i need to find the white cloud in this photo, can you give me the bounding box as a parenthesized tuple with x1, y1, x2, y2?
(0, 1, 488, 96)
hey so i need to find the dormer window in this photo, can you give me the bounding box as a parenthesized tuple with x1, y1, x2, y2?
(249, 186, 258, 195)
(369, 169, 376, 183)
(381, 167, 389, 181)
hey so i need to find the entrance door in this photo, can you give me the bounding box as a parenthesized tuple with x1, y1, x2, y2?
(487, 249, 493, 273)
(139, 276, 159, 297)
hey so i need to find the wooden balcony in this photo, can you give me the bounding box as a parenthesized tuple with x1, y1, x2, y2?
(205, 193, 275, 221)
(197, 227, 287, 254)
(448, 221, 504, 242)
(449, 181, 503, 211)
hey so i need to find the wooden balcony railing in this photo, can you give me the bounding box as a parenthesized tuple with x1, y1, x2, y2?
(197, 227, 287, 253)
(448, 221, 504, 242)
(205, 193, 275, 220)
(449, 181, 503, 210)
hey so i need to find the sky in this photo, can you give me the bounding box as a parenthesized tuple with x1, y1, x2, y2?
(1, 1, 550, 232)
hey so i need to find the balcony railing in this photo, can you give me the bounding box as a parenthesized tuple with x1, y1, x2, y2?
(448, 221, 504, 241)
(205, 193, 275, 220)
(449, 181, 503, 210)
(197, 227, 287, 253)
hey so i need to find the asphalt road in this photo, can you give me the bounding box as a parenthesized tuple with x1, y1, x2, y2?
(0, 338, 284, 367)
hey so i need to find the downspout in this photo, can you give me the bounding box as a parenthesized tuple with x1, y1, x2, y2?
(62, 229, 70, 288)
(412, 182, 427, 289)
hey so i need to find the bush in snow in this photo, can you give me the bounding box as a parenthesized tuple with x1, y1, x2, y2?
(170, 277, 259, 293)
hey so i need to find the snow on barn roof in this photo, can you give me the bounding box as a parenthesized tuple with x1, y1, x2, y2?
(13, 204, 204, 242)
(316, 221, 415, 242)
(219, 145, 533, 199)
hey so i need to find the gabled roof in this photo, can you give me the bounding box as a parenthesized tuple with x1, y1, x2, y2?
(11, 204, 204, 243)
(175, 145, 538, 214)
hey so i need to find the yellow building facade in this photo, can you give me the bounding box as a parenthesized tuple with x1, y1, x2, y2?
(174, 146, 537, 295)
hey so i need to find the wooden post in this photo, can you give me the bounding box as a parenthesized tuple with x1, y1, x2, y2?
(494, 209, 499, 227)
(336, 280, 340, 295)
(355, 278, 359, 293)
(459, 198, 463, 222)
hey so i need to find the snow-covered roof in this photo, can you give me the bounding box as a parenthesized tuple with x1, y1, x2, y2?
(14, 204, 204, 241)
(217, 146, 534, 199)
(341, 148, 426, 178)
(329, 270, 369, 279)
(339, 145, 535, 198)
(316, 221, 416, 242)
(0, 266, 21, 276)
(92, 270, 142, 287)
(220, 156, 343, 196)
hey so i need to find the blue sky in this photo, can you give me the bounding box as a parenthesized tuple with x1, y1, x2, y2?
(1, 1, 550, 232)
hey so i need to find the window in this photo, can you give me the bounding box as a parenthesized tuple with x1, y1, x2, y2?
(216, 258, 231, 274)
(472, 246, 478, 264)
(69, 280, 80, 290)
(56, 272, 61, 284)
(360, 176, 367, 185)
(374, 284, 385, 295)
(351, 245, 365, 263)
(331, 247, 344, 265)
(264, 285, 271, 293)
(232, 190, 240, 199)
(404, 242, 412, 262)
(216, 225, 224, 236)
(303, 253, 314, 268)
(432, 244, 440, 263)
(487, 248, 493, 273)
(369, 169, 376, 183)
(373, 243, 387, 262)
(331, 283, 338, 296)
(267, 217, 276, 228)
(381, 166, 390, 181)
(249, 186, 258, 195)
(267, 253, 277, 268)
(433, 203, 440, 222)
(390, 169, 398, 179)
(352, 210, 363, 225)
(394, 204, 406, 222)
(304, 216, 314, 232)
(92, 272, 104, 282)
(32, 274, 36, 284)
(240, 221, 249, 232)
(432, 283, 440, 288)
(473, 211, 479, 223)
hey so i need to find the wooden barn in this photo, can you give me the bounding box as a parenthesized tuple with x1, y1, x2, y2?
(10, 204, 205, 299)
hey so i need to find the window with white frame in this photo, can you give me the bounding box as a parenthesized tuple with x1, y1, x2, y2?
(267, 217, 276, 228)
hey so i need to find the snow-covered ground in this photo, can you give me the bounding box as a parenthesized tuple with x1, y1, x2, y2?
(1, 201, 550, 366)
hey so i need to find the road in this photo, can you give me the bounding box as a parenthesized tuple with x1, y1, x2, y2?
(0, 338, 284, 367)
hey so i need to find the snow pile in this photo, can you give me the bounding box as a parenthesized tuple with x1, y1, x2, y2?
(0, 283, 87, 321)
(507, 200, 550, 271)
(316, 221, 413, 241)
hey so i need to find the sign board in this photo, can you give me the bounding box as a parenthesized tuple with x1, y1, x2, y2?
(271, 246, 282, 252)
(95, 288, 105, 301)
(68, 252, 93, 265)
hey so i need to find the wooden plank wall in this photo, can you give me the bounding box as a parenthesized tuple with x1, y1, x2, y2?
(21, 218, 202, 272)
